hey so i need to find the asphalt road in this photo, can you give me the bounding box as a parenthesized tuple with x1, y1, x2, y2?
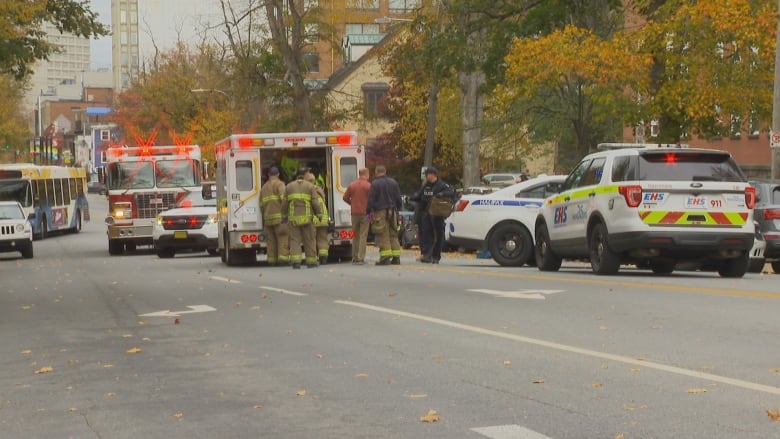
(2, 194, 780, 439)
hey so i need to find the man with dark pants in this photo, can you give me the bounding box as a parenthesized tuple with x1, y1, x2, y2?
(413, 167, 455, 264)
(283, 167, 322, 269)
(367, 165, 403, 266)
(343, 168, 371, 265)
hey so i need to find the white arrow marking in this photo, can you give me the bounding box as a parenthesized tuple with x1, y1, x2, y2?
(260, 286, 307, 297)
(139, 305, 217, 317)
(210, 276, 241, 284)
(467, 289, 563, 300)
(472, 424, 553, 439)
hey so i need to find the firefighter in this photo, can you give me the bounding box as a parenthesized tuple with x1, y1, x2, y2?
(305, 172, 330, 265)
(282, 167, 322, 269)
(259, 166, 289, 266)
(367, 165, 403, 265)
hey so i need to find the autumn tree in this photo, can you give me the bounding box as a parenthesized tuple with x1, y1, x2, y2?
(0, 0, 108, 79)
(0, 75, 29, 163)
(635, 0, 776, 142)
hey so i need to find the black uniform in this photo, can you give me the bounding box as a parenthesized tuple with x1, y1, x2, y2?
(413, 178, 455, 262)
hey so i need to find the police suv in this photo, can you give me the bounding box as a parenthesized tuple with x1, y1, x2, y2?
(534, 143, 756, 277)
(447, 175, 565, 266)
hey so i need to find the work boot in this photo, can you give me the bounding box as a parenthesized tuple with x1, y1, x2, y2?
(319, 256, 328, 265)
(391, 257, 401, 265)
(292, 263, 301, 269)
(375, 257, 391, 266)
(419, 257, 432, 264)
(307, 263, 318, 268)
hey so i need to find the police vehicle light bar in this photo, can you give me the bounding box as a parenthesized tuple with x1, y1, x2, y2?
(597, 143, 689, 151)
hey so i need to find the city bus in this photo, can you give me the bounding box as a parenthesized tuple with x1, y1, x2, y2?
(0, 164, 90, 239)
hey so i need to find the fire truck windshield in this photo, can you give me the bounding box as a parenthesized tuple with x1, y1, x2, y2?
(108, 162, 155, 190)
(155, 159, 199, 188)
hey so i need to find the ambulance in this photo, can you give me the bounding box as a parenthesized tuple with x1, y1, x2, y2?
(212, 131, 365, 265)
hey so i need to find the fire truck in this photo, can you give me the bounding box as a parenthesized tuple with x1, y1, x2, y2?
(103, 144, 202, 255)
(213, 131, 365, 266)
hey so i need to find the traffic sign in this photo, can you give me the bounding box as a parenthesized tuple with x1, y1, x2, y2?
(771, 131, 780, 148)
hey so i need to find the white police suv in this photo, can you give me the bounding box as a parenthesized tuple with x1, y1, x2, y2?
(448, 175, 566, 266)
(534, 144, 756, 277)
(153, 191, 218, 258)
(0, 201, 33, 259)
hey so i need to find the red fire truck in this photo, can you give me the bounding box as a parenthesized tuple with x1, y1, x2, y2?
(213, 131, 365, 266)
(103, 144, 202, 255)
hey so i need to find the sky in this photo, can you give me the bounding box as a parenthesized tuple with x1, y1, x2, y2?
(90, 0, 225, 70)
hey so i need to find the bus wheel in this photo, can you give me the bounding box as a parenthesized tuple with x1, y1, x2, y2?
(108, 240, 124, 255)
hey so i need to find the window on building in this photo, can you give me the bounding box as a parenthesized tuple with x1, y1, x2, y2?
(345, 23, 380, 35)
(120, 32, 128, 44)
(730, 115, 741, 139)
(120, 9, 127, 23)
(304, 0, 319, 9)
(362, 83, 390, 118)
(130, 32, 138, 44)
(346, 0, 379, 10)
(650, 119, 660, 138)
(749, 110, 760, 138)
(303, 53, 320, 73)
(389, 0, 421, 13)
(305, 24, 319, 43)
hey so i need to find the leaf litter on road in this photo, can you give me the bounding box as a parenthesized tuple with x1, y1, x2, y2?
(420, 409, 440, 423)
(34, 366, 53, 374)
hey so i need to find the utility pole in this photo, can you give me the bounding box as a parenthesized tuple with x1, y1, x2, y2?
(772, 0, 780, 180)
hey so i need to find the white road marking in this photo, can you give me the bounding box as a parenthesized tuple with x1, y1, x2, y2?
(472, 425, 553, 439)
(210, 276, 242, 284)
(139, 305, 217, 317)
(468, 289, 563, 300)
(335, 300, 780, 396)
(260, 286, 308, 297)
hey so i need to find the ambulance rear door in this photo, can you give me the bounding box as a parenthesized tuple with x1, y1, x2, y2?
(227, 147, 262, 232)
(329, 145, 365, 228)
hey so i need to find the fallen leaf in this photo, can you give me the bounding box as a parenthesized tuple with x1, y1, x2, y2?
(68, 359, 79, 365)
(68, 407, 78, 412)
(296, 390, 306, 396)
(630, 368, 641, 373)
(126, 347, 142, 354)
(771, 368, 780, 374)
(636, 356, 646, 361)
(34, 366, 53, 374)
(598, 326, 608, 331)
(316, 353, 324, 359)
(503, 360, 512, 366)
(405, 393, 428, 399)
(59, 348, 68, 353)
(250, 306, 261, 311)
(20, 350, 32, 355)
(103, 364, 114, 368)
(354, 373, 368, 378)
(173, 412, 184, 420)
(420, 409, 440, 423)
(388, 292, 397, 297)
(686, 388, 708, 394)
(141, 337, 151, 342)
(592, 382, 604, 388)
(768, 409, 780, 421)
(532, 379, 545, 384)
(624, 405, 636, 412)
(615, 434, 625, 439)
(253, 404, 264, 409)
(20, 305, 34, 310)
(431, 354, 442, 360)
(105, 392, 116, 397)
(122, 334, 133, 338)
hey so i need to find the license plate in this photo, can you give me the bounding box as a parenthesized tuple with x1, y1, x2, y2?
(174, 231, 188, 239)
(685, 196, 708, 209)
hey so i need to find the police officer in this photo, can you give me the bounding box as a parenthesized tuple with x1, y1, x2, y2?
(260, 166, 289, 266)
(305, 172, 330, 265)
(367, 165, 403, 266)
(283, 167, 322, 269)
(412, 166, 455, 264)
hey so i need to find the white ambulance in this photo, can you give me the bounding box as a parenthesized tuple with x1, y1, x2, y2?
(213, 131, 366, 266)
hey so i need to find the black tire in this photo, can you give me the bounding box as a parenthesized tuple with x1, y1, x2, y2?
(534, 222, 562, 272)
(589, 223, 620, 275)
(650, 259, 675, 275)
(207, 248, 219, 256)
(157, 247, 175, 258)
(748, 258, 765, 273)
(21, 242, 33, 259)
(108, 239, 124, 255)
(771, 260, 780, 274)
(718, 252, 749, 278)
(489, 223, 533, 267)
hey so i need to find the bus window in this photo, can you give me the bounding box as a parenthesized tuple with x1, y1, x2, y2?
(76, 177, 84, 196)
(69, 178, 77, 199)
(0, 180, 33, 206)
(236, 161, 253, 191)
(63, 179, 71, 205)
(54, 179, 63, 206)
(45, 179, 54, 204)
(339, 157, 358, 189)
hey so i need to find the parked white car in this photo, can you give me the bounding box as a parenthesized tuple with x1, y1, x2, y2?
(153, 191, 218, 258)
(0, 201, 33, 259)
(447, 175, 566, 266)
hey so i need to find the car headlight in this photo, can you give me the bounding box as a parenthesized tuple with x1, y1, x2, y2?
(207, 213, 218, 224)
(15, 223, 25, 233)
(155, 215, 163, 226)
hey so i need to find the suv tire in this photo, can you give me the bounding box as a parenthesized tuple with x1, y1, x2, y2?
(534, 222, 562, 272)
(650, 259, 675, 275)
(489, 223, 533, 267)
(589, 223, 620, 275)
(157, 247, 175, 258)
(718, 252, 749, 278)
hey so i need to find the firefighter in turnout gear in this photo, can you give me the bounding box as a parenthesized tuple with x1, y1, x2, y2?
(259, 167, 289, 266)
(367, 165, 403, 265)
(283, 167, 322, 269)
(305, 172, 330, 265)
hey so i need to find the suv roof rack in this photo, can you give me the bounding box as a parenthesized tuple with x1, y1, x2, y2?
(597, 143, 689, 151)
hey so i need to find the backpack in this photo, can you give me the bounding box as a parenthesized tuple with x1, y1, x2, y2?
(428, 195, 453, 218)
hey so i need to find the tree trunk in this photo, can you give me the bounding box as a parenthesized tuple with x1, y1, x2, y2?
(459, 68, 484, 187)
(423, 80, 438, 168)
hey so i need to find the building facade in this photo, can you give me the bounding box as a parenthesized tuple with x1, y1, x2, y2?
(112, 0, 141, 91)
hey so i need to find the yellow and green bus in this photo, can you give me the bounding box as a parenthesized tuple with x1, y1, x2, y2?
(0, 164, 90, 239)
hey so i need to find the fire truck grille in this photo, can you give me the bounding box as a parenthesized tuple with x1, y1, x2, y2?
(160, 215, 209, 230)
(135, 192, 177, 219)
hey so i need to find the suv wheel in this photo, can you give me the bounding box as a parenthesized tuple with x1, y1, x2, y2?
(207, 248, 219, 256)
(718, 252, 749, 278)
(771, 260, 780, 274)
(157, 247, 175, 258)
(21, 242, 33, 259)
(534, 222, 561, 272)
(589, 223, 620, 275)
(650, 259, 675, 275)
(489, 223, 532, 267)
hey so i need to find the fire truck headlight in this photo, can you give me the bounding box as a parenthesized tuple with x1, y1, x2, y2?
(207, 214, 218, 224)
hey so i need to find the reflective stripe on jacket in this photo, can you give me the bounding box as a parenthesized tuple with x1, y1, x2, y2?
(260, 176, 286, 226)
(283, 178, 322, 226)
